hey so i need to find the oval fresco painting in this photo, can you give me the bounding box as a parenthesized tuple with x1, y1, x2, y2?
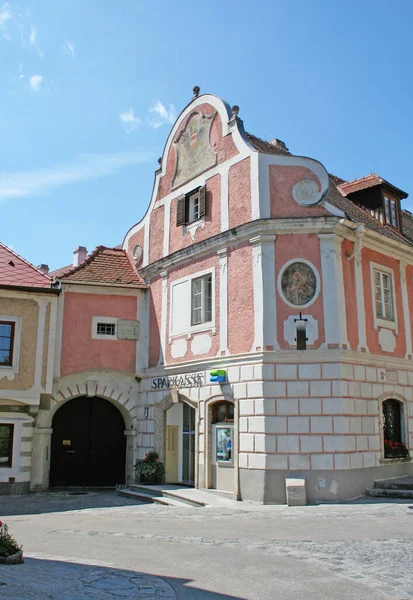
(281, 262, 317, 306)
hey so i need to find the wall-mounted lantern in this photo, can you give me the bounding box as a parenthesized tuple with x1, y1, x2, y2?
(294, 312, 308, 351)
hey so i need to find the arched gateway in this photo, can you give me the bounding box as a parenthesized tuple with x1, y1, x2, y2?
(50, 396, 126, 487)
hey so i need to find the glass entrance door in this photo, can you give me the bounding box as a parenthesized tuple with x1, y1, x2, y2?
(182, 403, 195, 485)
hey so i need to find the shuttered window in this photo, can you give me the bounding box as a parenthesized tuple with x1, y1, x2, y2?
(176, 186, 206, 226)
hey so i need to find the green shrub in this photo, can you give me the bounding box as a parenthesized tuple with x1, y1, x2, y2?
(134, 451, 165, 484)
(0, 521, 22, 558)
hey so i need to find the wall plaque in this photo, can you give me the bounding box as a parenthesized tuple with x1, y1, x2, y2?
(281, 262, 317, 307)
(117, 320, 139, 340)
(172, 112, 217, 188)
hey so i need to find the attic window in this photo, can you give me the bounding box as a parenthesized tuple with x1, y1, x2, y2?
(384, 196, 398, 228)
(176, 186, 206, 226)
(356, 192, 401, 230)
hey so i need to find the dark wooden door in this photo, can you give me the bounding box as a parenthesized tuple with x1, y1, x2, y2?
(50, 397, 126, 486)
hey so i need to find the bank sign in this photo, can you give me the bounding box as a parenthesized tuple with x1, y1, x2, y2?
(151, 372, 204, 390)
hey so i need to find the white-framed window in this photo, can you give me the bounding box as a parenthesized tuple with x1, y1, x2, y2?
(176, 187, 206, 226)
(0, 315, 21, 381)
(91, 316, 118, 340)
(188, 191, 200, 223)
(384, 196, 398, 228)
(374, 270, 394, 320)
(169, 269, 215, 338)
(370, 263, 398, 331)
(0, 417, 29, 480)
(191, 274, 212, 325)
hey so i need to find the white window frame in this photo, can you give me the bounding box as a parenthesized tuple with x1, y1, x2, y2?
(191, 274, 212, 326)
(0, 418, 27, 480)
(0, 315, 21, 381)
(370, 262, 398, 332)
(169, 268, 215, 339)
(188, 191, 200, 224)
(91, 316, 118, 340)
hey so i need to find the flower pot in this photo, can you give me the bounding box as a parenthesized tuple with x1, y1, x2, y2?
(0, 550, 24, 565)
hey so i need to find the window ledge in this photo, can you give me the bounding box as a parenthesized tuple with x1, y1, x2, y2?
(169, 323, 215, 342)
(375, 319, 397, 332)
(184, 218, 205, 241)
(0, 366, 17, 381)
(379, 457, 411, 464)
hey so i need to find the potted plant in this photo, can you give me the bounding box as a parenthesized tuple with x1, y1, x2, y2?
(134, 451, 165, 484)
(384, 440, 410, 459)
(0, 521, 23, 565)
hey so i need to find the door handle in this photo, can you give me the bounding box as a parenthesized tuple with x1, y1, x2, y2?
(65, 451, 76, 454)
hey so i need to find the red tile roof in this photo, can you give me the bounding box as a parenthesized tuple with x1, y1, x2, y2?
(0, 242, 52, 288)
(246, 133, 291, 155)
(338, 173, 408, 198)
(58, 246, 146, 287)
(327, 178, 413, 247)
(49, 264, 73, 278)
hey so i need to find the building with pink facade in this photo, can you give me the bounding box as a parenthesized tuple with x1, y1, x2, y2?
(2, 90, 413, 502)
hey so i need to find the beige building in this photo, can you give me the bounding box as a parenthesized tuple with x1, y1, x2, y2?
(0, 243, 59, 495)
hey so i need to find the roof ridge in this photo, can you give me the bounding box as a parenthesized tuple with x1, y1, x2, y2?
(0, 241, 51, 282)
(338, 173, 379, 187)
(59, 245, 107, 279)
(123, 246, 140, 275)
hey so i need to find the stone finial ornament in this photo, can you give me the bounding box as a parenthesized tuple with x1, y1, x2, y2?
(157, 157, 162, 166)
(193, 86, 200, 99)
(231, 105, 240, 118)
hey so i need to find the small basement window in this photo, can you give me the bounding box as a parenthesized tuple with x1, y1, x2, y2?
(0, 424, 14, 468)
(97, 323, 116, 336)
(176, 186, 206, 226)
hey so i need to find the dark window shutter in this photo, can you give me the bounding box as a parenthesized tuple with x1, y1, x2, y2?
(199, 186, 206, 217)
(176, 196, 186, 226)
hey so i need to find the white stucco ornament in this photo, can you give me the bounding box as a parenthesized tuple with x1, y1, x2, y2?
(132, 244, 143, 265)
(292, 179, 321, 206)
(171, 338, 187, 358)
(378, 328, 396, 353)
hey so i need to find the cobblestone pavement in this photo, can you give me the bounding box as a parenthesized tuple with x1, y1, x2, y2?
(0, 559, 176, 599)
(1, 492, 412, 599)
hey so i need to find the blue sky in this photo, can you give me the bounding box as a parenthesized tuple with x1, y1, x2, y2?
(1, 0, 413, 270)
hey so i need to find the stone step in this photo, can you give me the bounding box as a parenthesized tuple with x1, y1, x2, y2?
(118, 485, 206, 507)
(118, 488, 183, 506)
(366, 487, 413, 499)
(373, 476, 413, 491)
(128, 484, 206, 508)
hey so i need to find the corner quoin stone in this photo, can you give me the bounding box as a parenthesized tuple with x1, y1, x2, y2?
(285, 478, 307, 506)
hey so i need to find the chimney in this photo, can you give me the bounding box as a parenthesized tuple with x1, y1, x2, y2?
(73, 246, 87, 267)
(37, 264, 49, 275)
(268, 138, 289, 152)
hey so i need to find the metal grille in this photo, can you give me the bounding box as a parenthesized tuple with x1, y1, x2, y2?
(383, 399, 401, 444)
(97, 323, 116, 336)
